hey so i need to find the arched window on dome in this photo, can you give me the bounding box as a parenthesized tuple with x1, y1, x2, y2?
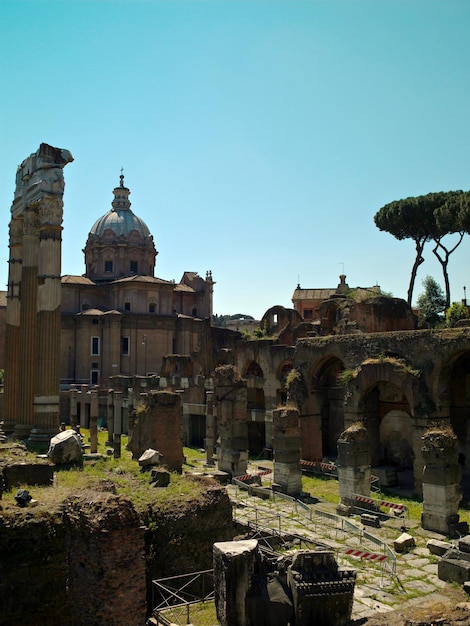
(104, 260, 113, 273)
(130, 260, 138, 274)
(81, 301, 90, 311)
(149, 298, 157, 313)
(124, 300, 131, 312)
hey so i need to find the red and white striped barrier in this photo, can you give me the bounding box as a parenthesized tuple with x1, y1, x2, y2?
(354, 494, 407, 514)
(344, 548, 388, 562)
(235, 474, 252, 482)
(235, 469, 273, 482)
(257, 469, 273, 477)
(300, 459, 336, 472)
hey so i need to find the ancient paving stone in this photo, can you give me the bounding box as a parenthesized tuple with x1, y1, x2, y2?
(404, 579, 439, 595)
(405, 557, 432, 568)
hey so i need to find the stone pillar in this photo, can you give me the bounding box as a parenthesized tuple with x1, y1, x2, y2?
(113, 391, 122, 458)
(337, 423, 371, 515)
(127, 391, 184, 472)
(421, 428, 469, 536)
(106, 390, 114, 446)
(90, 389, 98, 454)
(213, 540, 258, 626)
(273, 406, 302, 496)
(3, 217, 23, 433)
(214, 366, 248, 478)
(205, 390, 215, 466)
(127, 388, 135, 439)
(6, 144, 73, 440)
(30, 195, 64, 442)
(79, 385, 89, 428)
(70, 386, 78, 431)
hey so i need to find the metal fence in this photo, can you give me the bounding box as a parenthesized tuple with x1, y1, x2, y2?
(151, 569, 214, 626)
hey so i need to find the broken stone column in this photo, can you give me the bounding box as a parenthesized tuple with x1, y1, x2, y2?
(336, 422, 371, 515)
(213, 539, 258, 626)
(70, 385, 78, 431)
(127, 390, 184, 472)
(421, 427, 469, 536)
(89, 389, 98, 454)
(6, 144, 73, 440)
(205, 390, 215, 465)
(287, 550, 356, 626)
(214, 365, 248, 477)
(273, 406, 302, 496)
(63, 492, 146, 626)
(113, 391, 122, 459)
(106, 389, 114, 446)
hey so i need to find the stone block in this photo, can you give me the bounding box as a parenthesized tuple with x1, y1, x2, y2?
(394, 532, 416, 553)
(3, 462, 54, 489)
(361, 513, 380, 528)
(438, 558, 470, 584)
(459, 537, 470, 554)
(48, 430, 83, 464)
(150, 468, 170, 487)
(427, 539, 452, 557)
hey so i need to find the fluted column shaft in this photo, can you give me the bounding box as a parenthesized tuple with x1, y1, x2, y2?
(3, 217, 23, 432)
(31, 196, 63, 438)
(14, 209, 39, 436)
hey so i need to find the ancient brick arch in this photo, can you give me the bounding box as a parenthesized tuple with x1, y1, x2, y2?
(342, 359, 420, 488)
(298, 355, 346, 460)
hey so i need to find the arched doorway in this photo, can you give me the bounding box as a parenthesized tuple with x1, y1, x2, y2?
(309, 357, 345, 459)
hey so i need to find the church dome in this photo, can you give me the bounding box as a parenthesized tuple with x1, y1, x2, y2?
(89, 174, 151, 239)
(83, 174, 157, 282)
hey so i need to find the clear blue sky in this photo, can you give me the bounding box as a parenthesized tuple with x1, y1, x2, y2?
(1, 0, 469, 319)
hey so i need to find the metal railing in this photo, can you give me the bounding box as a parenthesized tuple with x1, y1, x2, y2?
(151, 569, 214, 626)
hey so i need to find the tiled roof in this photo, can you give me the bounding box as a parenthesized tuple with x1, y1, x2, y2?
(62, 275, 96, 285)
(112, 275, 173, 285)
(292, 288, 337, 300)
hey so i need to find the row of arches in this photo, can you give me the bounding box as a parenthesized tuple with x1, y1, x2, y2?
(239, 348, 470, 498)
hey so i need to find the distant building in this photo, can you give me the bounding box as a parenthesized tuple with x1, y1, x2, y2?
(292, 274, 380, 322)
(58, 174, 216, 386)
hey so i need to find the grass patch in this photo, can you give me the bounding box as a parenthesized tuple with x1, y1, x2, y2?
(0, 430, 210, 516)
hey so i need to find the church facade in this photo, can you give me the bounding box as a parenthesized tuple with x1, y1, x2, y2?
(59, 175, 216, 387)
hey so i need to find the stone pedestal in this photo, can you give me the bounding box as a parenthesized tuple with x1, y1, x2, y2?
(337, 423, 371, 514)
(214, 366, 248, 477)
(421, 428, 468, 536)
(273, 406, 302, 496)
(213, 540, 258, 626)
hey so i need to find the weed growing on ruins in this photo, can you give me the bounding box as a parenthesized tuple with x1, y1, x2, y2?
(337, 368, 359, 387)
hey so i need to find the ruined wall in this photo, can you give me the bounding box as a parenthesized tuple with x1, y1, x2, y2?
(0, 481, 235, 626)
(0, 515, 69, 625)
(144, 480, 236, 579)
